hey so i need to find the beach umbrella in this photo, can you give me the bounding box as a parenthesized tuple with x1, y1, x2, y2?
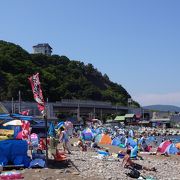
(64, 121, 73, 129)
(56, 121, 65, 129)
(3, 120, 22, 126)
(176, 143, 180, 149)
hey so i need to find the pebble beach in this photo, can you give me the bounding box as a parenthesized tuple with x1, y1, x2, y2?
(21, 143, 180, 180)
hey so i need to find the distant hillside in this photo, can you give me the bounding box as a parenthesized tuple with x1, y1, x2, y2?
(0, 40, 140, 107)
(143, 105, 180, 112)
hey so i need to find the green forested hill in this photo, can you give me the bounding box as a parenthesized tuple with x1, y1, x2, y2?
(0, 40, 139, 107)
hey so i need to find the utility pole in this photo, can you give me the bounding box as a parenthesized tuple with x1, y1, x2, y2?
(18, 90, 21, 113)
(11, 97, 14, 113)
(93, 107, 96, 119)
(77, 103, 80, 122)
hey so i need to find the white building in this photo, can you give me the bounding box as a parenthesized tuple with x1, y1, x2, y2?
(33, 43, 52, 56)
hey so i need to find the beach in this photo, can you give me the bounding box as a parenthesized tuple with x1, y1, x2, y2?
(20, 143, 180, 180)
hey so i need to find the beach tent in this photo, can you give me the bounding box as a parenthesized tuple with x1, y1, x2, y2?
(127, 137, 137, 148)
(112, 137, 121, 146)
(164, 144, 179, 155)
(99, 134, 112, 145)
(81, 128, 94, 141)
(94, 133, 102, 143)
(157, 140, 171, 153)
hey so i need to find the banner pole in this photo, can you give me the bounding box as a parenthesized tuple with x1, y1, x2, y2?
(44, 105, 48, 167)
(44, 116, 48, 166)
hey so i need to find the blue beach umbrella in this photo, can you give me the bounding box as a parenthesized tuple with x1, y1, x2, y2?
(56, 121, 65, 129)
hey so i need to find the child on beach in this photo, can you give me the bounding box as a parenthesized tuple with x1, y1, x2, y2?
(58, 126, 71, 154)
(122, 149, 157, 171)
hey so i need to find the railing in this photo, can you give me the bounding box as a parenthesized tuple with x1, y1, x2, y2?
(59, 99, 112, 106)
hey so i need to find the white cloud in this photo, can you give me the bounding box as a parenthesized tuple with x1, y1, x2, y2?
(133, 92, 180, 107)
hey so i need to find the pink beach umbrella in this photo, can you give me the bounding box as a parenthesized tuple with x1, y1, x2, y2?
(64, 121, 73, 129)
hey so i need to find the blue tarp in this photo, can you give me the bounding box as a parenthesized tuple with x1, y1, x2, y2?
(0, 140, 29, 167)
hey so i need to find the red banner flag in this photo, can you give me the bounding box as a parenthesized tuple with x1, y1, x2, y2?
(28, 73, 45, 115)
(20, 110, 30, 116)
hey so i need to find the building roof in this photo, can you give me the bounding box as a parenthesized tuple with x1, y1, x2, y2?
(33, 43, 52, 49)
(150, 118, 170, 122)
(125, 114, 135, 118)
(114, 116, 125, 121)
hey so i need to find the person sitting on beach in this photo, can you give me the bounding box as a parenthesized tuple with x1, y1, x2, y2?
(77, 138, 87, 151)
(91, 139, 101, 150)
(122, 149, 156, 171)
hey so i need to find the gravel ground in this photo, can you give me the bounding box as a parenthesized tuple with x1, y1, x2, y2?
(2, 137, 180, 180)
(20, 144, 180, 180)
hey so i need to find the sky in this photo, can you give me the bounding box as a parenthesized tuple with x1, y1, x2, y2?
(0, 0, 180, 106)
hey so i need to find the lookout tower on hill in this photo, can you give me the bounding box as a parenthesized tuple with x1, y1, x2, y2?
(33, 43, 52, 56)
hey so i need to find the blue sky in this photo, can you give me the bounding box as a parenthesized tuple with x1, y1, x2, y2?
(1, 0, 180, 106)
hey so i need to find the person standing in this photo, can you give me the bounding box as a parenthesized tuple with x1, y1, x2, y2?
(59, 126, 71, 154)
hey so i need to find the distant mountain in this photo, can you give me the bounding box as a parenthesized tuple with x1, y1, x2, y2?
(143, 105, 180, 112)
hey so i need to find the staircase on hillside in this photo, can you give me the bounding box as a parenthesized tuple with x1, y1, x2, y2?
(0, 102, 9, 113)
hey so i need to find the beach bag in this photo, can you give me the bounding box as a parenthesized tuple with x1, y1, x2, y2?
(126, 168, 140, 178)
